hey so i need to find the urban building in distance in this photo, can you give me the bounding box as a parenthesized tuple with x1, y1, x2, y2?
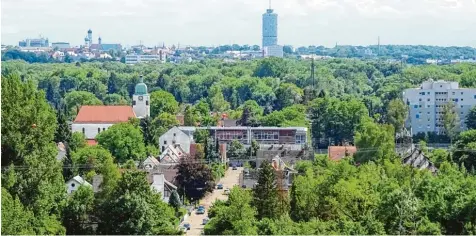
(264, 45, 284, 58)
(51, 42, 70, 49)
(18, 36, 49, 47)
(403, 80, 476, 135)
(125, 54, 166, 64)
(262, 5, 277, 48)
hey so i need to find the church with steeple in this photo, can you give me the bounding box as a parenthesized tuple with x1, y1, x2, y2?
(132, 75, 150, 118)
(71, 76, 150, 145)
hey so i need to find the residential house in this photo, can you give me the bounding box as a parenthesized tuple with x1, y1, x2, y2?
(66, 176, 92, 194)
(159, 144, 187, 164)
(159, 127, 193, 154)
(254, 144, 309, 168)
(328, 146, 357, 161)
(403, 148, 437, 173)
(148, 172, 177, 202)
(140, 156, 160, 170)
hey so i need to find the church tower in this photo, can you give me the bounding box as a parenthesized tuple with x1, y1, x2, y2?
(132, 75, 150, 118)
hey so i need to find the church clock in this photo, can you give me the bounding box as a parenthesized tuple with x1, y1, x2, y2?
(138, 96, 143, 101)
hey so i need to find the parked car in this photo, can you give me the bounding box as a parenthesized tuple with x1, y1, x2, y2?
(183, 223, 191, 230)
(196, 207, 205, 214)
(223, 189, 230, 195)
(232, 165, 237, 170)
(241, 185, 247, 189)
(217, 183, 223, 189)
(202, 217, 210, 225)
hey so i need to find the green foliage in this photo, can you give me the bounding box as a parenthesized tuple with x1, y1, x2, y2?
(69, 132, 87, 152)
(54, 105, 72, 144)
(253, 160, 280, 219)
(210, 163, 226, 181)
(354, 118, 395, 163)
(151, 112, 179, 140)
(175, 158, 215, 201)
(96, 122, 146, 162)
(194, 129, 210, 144)
(228, 140, 246, 159)
(275, 83, 304, 110)
(1, 188, 35, 235)
(262, 105, 307, 127)
(103, 93, 128, 105)
(62, 186, 95, 234)
(64, 90, 102, 118)
(168, 190, 182, 211)
(453, 130, 476, 171)
(146, 144, 160, 157)
(442, 101, 459, 141)
(71, 145, 115, 178)
(386, 99, 408, 133)
(96, 171, 179, 235)
(150, 90, 179, 118)
(184, 104, 197, 126)
(465, 105, 476, 130)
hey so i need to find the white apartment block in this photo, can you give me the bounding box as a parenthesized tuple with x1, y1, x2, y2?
(125, 54, 166, 64)
(264, 45, 283, 58)
(403, 80, 476, 135)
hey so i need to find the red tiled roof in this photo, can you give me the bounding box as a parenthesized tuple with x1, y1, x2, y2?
(328, 146, 357, 161)
(74, 106, 136, 124)
(87, 139, 98, 146)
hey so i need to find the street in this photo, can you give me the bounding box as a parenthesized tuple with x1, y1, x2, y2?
(185, 167, 243, 236)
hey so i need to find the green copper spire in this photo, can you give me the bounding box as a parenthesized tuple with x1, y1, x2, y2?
(134, 75, 148, 95)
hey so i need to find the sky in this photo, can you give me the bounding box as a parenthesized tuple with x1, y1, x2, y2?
(2, 0, 476, 48)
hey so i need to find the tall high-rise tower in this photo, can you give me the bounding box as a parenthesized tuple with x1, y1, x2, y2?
(262, 0, 278, 48)
(87, 29, 93, 45)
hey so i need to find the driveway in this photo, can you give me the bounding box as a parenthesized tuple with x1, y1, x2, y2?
(185, 167, 242, 236)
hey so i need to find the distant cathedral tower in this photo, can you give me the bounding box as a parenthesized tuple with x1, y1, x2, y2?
(132, 75, 150, 118)
(87, 29, 93, 45)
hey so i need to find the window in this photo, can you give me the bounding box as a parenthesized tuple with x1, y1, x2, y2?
(164, 141, 167, 145)
(461, 99, 464, 101)
(416, 114, 420, 119)
(82, 128, 85, 134)
(173, 133, 176, 137)
(461, 112, 464, 114)
(419, 98, 422, 101)
(428, 92, 430, 95)
(414, 105, 418, 108)
(461, 92, 464, 95)
(133, 100, 136, 105)
(103, 128, 106, 131)
(427, 98, 430, 101)
(71, 183, 75, 187)
(146, 101, 149, 105)
(419, 105, 422, 108)
(452, 92, 455, 95)
(98, 128, 101, 133)
(427, 112, 430, 114)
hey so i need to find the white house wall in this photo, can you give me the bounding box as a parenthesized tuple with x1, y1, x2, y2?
(72, 123, 115, 139)
(159, 127, 192, 154)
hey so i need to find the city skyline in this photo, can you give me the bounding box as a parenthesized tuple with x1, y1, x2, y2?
(2, 0, 476, 47)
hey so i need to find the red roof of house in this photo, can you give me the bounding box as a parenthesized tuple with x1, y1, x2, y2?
(328, 146, 357, 161)
(74, 106, 136, 124)
(87, 139, 98, 146)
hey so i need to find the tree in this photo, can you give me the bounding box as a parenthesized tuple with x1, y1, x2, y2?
(54, 105, 72, 144)
(228, 140, 246, 159)
(184, 105, 197, 126)
(194, 129, 210, 144)
(210, 86, 231, 112)
(103, 93, 128, 105)
(96, 171, 179, 235)
(253, 160, 279, 219)
(1, 188, 35, 235)
(442, 101, 459, 142)
(69, 132, 87, 152)
(140, 116, 155, 146)
(1, 74, 66, 234)
(71, 145, 115, 178)
(64, 91, 102, 118)
(96, 122, 146, 163)
(466, 105, 476, 130)
(194, 143, 205, 159)
(151, 112, 179, 140)
(274, 83, 304, 110)
(150, 90, 179, 118)
(168, 190, 182, 211)
(62, 186, 95, 234)
(175, 158, 215, 201)
(453, 130, 476, 171)
(354, 118, 395, 163)
(386, 99, 408, 134)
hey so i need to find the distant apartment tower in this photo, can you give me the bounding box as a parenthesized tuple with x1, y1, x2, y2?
(403, 80, 476, 135)
(19, 37, 49, 47)
(262, 7, 278, 48)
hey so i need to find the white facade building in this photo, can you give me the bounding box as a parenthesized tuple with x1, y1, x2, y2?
(72, 106, 136, 140)
(403, 80, 476, 135)
(125, 54, 166, 64)
(132, 75, 150, 118)
(159, 127, 193, 154)
(66, 176, 92, 194)
(264, 45, 283, 58)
